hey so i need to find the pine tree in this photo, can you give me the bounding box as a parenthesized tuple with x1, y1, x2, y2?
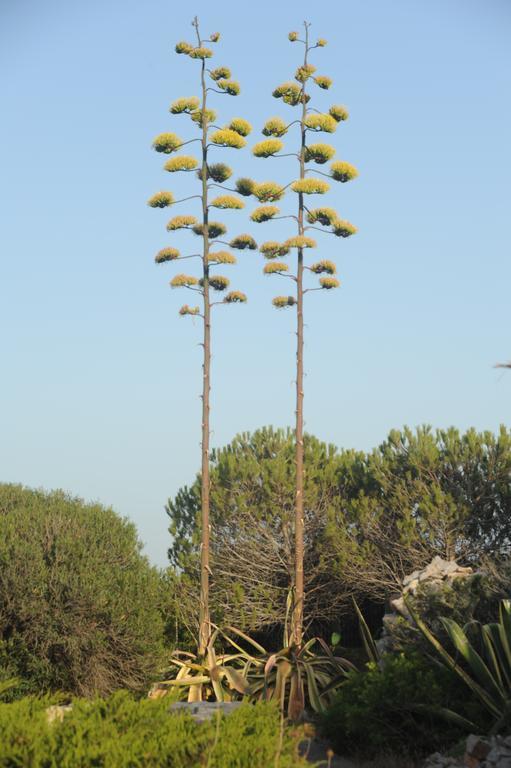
(148, 18, 253, 658)
(239, 23, 358, 646)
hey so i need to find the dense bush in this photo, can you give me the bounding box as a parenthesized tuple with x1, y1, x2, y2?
(0, 693, 307, 767)
(0, 484, 168, 697)
(320, 652, 489, 758)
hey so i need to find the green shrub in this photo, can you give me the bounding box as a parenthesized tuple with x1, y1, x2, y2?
(0, 693, 308, 767)
(0, 484, 168, 697)
(320, 652, 488, 758)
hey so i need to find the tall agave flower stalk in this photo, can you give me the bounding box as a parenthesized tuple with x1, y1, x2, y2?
(239, 23, 358, 647)
(148, 18, 252, 658)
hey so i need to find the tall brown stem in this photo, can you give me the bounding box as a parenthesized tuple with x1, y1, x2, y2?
(292, 21, 310, 648)
(194, 16, 211, 659)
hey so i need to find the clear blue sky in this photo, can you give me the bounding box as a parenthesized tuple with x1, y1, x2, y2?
(1, 0, 510, 567)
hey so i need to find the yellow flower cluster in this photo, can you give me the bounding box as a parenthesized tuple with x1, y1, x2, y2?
(304, 114, 338, 133)
(250, 205, 280, 222)
(228, 118, 252, 136)
(224, 290, 247, 303)
(259, 241, 290, 259)
(304, 143, 336, 164)
(152, 132, 183, 154)
(210, 66, 231, 81)
(272, 82, 308, 107)
(155, 247, 180, 263)
(264, 261, 289, 274)
(320, 276, 340, 289)
(210, 195, 244, 209)
(317, 38, 327, 47)
(166, 215, 198, 231)
(217, 79, 240, 95)
(252, 139, 284, 157)
(192, 221, 227, 238)
(163, 155, 198, 172)
(147, 191, 174, 208)
(310, 260, 336, 274)
(210, 32, 220, 42)
(207, 275, 230, 291)
(306, 208, 339, 226)
(190, 108, 217, 127)
(262, 117, 288, 137)
(273, 295, 296, 308)
(207, 163, 232, 182)
(170, 274, 199, 288)
(291, 178, 330, 194)
(235, 177, 256, 196)
(332, 219, 357, 238)
(314, 75, 332, 90)
(253, 181, 284, 202)
(329, 104, 349, 122)
(189, 47, 213, 59)
(288, 31, 299, 41)
(295, 64, 316, 83)
(179, 304, 200, 315)
(169, 96, 200, 114)
(208, 251, 237, 264)
(284, 236, 316, 249)
(230, 234, 257, 250)
(330, 161, 359, 183)
(175, 41, 193, 55)
(210, 129, 246, 149)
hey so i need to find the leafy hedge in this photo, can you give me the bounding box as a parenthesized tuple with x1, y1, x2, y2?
(0, 693, 307, 767)
(0, 484, 168, 697)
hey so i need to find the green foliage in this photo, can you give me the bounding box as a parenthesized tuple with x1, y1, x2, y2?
(192, 221, 227, 239)
(235, 177, 256, 196)
(0, 693, 308, 767)
(206, 162, 232, 182)
(321, 653, 486, 758)
(0, 484, 167, 697)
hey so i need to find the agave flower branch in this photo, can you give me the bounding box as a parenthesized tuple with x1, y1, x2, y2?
(240, 22, 358, 652)
(148, 17, 252, 662)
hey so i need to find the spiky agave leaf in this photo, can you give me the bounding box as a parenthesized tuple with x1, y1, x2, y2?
(262, 117, 288, 137)
(310, 260, 336, 274)
(235, 177, 256, 196)
(210, 195, 244, 209)
(170, 274, 199, 288)
(175, 41, 194, 54)
(252, 139, 284, 158)
(314, 75, 332, 90)
(320, 276, 340, 289)
(252, 181, 285, 203)
(291, 178, 330, 194)
(332, 219, 357, 238)
(227, 118, 252, 136)
(189, 46, 213, 59)
(216, 79, 240, 95)
(169, 96, 200, 114)
(230, 234, 257, 250)
(304, 143, 336, 164)
(179, 304, 200, 316)
(192, 221, 227, 238)
(152, 133, 183, 154)
(264, 261, 289, 274)
(163, 155, 198, 172)
(330, 161, 359, 183)
(224, 290, 247, 303)
(295, 64, 316, 83)
(260, 241, 290, 259)
(147, 191, 174, 208)
(329, 104, 349, 122)
(285, 236, 317, 249)
(166, 215, 198, 231)
(304, 114, 338, 133)
(210, 129, 246, 149)
(210, 66, 231, 81)
(208, 250, 237, 264)
(155, 247, 180, 263)
(207, 163, 232, 182)
(250, 205, 280, 223)
(306, 207, 339, 226)
(273, 295, 296, 308)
